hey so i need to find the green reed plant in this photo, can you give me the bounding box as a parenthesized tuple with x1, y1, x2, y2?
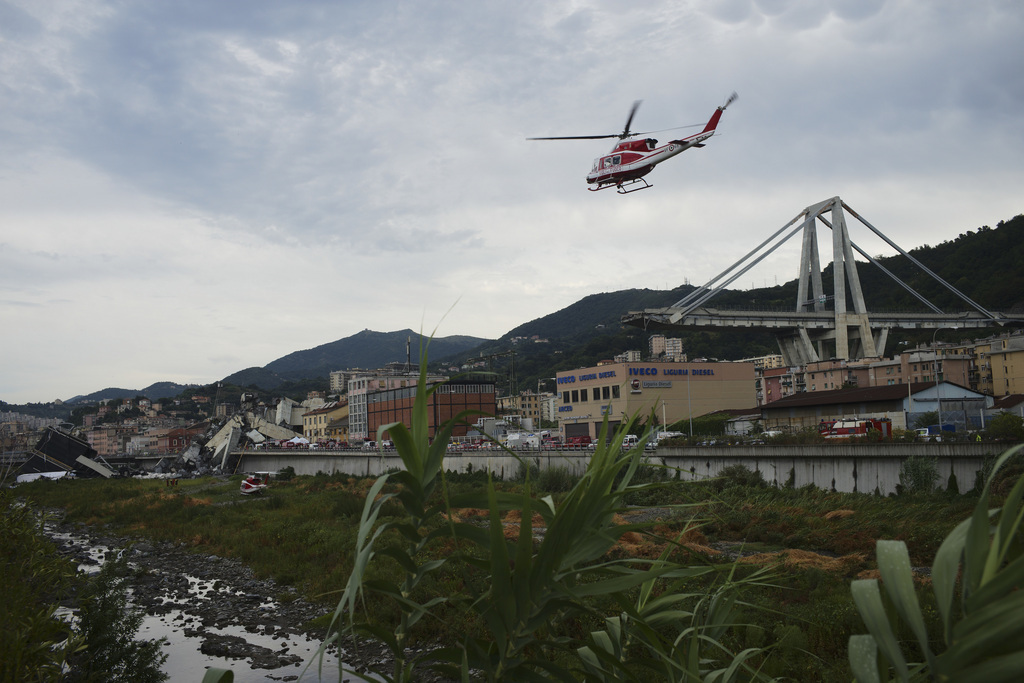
(579, 541, 778, 682)
(318, 348, 489, 682)
(849, 444, 1024, 682)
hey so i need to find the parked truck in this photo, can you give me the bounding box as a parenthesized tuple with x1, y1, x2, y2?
(818, 418, 892, 440)
(915, 424, 955, 441)
(505, 432, 540, 449)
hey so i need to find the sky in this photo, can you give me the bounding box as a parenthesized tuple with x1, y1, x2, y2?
(2, 0, 1023, 404)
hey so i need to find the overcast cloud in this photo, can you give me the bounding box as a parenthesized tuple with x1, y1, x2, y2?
(2, 0, 1022, 403)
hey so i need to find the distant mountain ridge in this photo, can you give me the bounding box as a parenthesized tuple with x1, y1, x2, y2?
(221, 329, 489, 390)
(66, 382, 198, 405)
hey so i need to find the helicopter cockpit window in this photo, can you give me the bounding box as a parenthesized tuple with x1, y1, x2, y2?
(646, 138, 658, 150)
(602, 155, 621, 169)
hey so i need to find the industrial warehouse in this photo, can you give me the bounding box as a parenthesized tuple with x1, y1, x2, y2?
(555, 360, 756, 440)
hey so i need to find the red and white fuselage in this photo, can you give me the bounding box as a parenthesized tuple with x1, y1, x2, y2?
(586, 98, 732, 191)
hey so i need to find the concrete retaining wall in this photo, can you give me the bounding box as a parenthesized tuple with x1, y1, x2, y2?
(235, 442, 1014, 495)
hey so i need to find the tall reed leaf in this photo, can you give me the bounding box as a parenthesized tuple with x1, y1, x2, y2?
(849, 444, 1024, 682)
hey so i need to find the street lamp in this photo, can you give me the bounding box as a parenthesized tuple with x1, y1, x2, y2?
(932, 326, 959, 435)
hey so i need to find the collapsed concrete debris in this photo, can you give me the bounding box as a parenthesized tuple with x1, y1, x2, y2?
(19, 427, 115, 480)
(203, 413, 299, 473)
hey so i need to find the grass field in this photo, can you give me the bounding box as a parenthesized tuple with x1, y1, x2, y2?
(15, 462, 998, 682)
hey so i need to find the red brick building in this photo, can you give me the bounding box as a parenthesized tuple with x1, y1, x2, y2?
(366, 378, 496, 440)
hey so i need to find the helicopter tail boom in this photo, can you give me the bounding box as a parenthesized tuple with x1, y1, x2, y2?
(668, 92, 737, 145)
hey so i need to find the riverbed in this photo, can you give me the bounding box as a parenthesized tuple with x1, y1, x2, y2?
(45, 518, 388, 682)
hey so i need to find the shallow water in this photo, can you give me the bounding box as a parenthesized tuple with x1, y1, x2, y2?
(47, 527, 364, 682)
(138, 613, 342, 682)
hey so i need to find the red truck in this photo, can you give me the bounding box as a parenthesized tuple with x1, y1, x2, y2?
(818, 418, 892, 440)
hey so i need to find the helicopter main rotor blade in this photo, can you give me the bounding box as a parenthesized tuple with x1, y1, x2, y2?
(527, 134, 621, 141)
(620, 100, 642, 138)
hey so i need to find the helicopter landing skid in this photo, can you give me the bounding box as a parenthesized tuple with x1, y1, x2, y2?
(616, 178, 652, 194)
(588, 177, 652, 194)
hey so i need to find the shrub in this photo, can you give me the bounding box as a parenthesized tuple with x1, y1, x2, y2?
(68, 552, 168, 683)
(514, 458, 540, 483)
(913, 411, 939, 430)
(986, 412, 1024, 441)
(717, 463, 767, 489)
(898, 455, 939, 494)
(0, 491, 80, 681)
(536, 465, 575, 492)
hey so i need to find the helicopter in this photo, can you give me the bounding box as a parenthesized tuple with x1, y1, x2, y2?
(528, 92, 737, 194)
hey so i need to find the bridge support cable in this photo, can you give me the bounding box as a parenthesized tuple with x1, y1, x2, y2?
(671, 213, 810, 317)
(840, 201, 997, 320)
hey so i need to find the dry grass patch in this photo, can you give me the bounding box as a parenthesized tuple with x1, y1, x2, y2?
(502, 510, 546, 527)
(824, 509, 856, 520)
(740, 548, 867, 573)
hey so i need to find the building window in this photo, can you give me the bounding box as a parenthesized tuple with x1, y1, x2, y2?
(571, 390, 579, 403)
(602, 386, 610, 400)
(612, 385, 620, 399)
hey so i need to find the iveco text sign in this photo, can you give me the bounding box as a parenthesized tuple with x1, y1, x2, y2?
(558, 367, 715, 384)
(628, 367, 715, 376)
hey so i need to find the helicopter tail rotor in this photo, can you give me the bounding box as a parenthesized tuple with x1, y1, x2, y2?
(721, 92, 738, 110)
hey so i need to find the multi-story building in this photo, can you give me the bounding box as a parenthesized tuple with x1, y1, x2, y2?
(367, 376, 497, 440)
(302, 400, 349, 441)
(157, 426, 204, 453)
(648, 335, 686, 361)
(738, 354, 787, 371)
(556, 360, 756, 441)
(496, 391, 553, 429)
(757, 365, 803, 405)
(348, 370, 446, 442)
(648, 335, 667, 358)
(803, 359, 872, 393)
(899, 350, 972, 387)
(987, 334, 1024, 395)
(614, 349, 642, 363)
(664, 337, 685, 361)
(329, 370, 350, 394)
(85, 425, 138, 457)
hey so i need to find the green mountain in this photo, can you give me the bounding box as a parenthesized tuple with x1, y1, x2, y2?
(222, 329, 490, 389)
(66, 382, 197, 405)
